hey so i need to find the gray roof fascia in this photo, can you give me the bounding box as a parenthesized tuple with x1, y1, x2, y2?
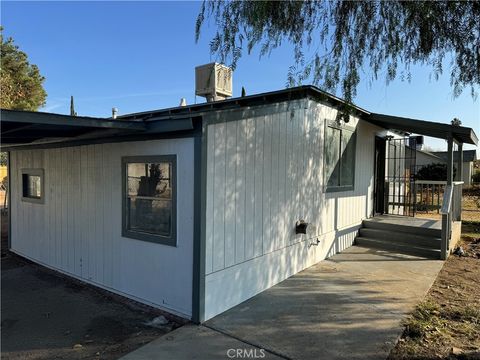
(366, 113, 478, 145)
(117, 85, 371, 121)
(1, 109, 146, 131)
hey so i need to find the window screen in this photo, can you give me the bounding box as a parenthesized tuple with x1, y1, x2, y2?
(21, 169, 44, 204)
(122, 156, 176, 245)
(324, 124, 356, 191)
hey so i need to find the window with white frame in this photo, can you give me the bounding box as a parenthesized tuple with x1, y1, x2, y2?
(324, 122, 356, 192)
(122, 155, 176, 246)
(21, 169, 44, 203)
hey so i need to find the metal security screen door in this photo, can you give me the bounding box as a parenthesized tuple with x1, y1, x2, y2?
(385, 137, 417, 216)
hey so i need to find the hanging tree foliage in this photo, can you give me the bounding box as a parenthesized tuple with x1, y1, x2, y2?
(0, 27, 47, 111)
(195, 1, 480, 102)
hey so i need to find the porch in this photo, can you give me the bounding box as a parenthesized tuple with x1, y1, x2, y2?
(364, 112, 477, 260)
(356, 214, 462, 260)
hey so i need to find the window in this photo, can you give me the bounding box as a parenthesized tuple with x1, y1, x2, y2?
(324, 122, 356, 192)
(122, 155, 176, 246)
(21, 169, 44, 204)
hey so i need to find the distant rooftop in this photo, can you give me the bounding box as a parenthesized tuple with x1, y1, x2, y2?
(433, 150, 477, 162)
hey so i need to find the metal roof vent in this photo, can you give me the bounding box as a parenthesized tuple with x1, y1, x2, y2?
(195, 63, 233, 102)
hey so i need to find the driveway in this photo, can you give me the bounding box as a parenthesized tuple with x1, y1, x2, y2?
(123, 245, 443, 360)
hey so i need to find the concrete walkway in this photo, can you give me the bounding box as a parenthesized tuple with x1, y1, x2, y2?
(122, 245, 444, 360)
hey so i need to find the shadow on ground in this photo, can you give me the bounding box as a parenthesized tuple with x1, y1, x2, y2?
(206, 246, 444, 360)
(1, 253, 183, 360)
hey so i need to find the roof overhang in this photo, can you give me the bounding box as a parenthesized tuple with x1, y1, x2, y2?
(1, 109, 197, 150)
(365, 113, 478, 145)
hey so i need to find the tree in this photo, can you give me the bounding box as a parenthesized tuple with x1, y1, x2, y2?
(0, 27, 47, 111)
(0, 153, 7, 166)
(451, 117, 462, 126)
(196, 1, 480, 102)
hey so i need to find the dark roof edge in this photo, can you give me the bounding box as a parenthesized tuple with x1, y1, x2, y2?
(1, 108, 146, 130)
(366, 112, 478, 145)
(432, 149, 477, 162)
(117, 85, 370, 121)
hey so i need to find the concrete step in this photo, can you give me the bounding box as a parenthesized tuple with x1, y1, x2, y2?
(362, 219, 441, 238)
(358, 228, 441, 249)
(355, 237, 441, 259)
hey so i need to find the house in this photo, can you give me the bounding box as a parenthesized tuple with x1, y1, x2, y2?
(415, 148, 445, 168)
(1, 70, 478, 322)
(413, 146, 477, 185)
(431, 150, 477, 186)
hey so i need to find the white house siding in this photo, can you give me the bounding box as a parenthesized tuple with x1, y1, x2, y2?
(416, 151, 443, 168)
(203, 99, 382, 320)
(465, 163, 473, 185)
(10, 138, 194, 318)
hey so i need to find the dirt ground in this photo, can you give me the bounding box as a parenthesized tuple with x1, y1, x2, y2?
(388, 222, 480, 360)
(415, 194, 480, 221)
(1, 212, 186, 360)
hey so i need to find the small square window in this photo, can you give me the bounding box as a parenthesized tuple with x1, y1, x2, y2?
(122, 155, 176, 246)
(21, 169, 44, 204)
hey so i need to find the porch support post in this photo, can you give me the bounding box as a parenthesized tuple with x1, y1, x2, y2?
(456, 142, 463, 182)
(441, 136, 454, 260)
(456, 142, 463, 221)
(447, 138, 453, 186)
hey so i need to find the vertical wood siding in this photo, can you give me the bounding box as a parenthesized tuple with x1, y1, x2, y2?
(204, 99, 382, 319)
(10, 138, 195, 318)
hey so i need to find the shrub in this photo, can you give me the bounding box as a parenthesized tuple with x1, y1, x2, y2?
(472, 170, 480, 184)
(416, 163, 456, 181)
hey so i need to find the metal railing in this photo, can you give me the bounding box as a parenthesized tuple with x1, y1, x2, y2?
(440, 181, 463, 260)
(414, 180, 447, 214)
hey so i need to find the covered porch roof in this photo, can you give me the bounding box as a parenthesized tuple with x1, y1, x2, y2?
(0, 109, 198, 150)
(1, 109, 146, 145)
(365, 113, 478, 145)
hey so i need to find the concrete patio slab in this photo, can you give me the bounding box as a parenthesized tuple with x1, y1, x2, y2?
(121, 245, 443, 360)
(366, 214, 442, 230)
(206, 245, 443, 360)
(120, 324, 283, 360)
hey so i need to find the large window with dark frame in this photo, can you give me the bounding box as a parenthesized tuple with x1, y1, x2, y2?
(21, 168, 44, 204)
(324, 122, 356, 192)
(122, 155, 176, 246)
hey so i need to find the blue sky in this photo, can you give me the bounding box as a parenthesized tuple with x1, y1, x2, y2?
(2, 1, 479, 152)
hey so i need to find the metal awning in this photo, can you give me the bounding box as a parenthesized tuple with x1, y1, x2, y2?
(366, 113, 478, 145)
(0, 109, 197, 150)
(1, 109, 146, 145)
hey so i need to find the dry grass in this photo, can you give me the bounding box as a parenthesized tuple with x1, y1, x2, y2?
(414, 193, 480, 222)
(388, 223, 480, 360)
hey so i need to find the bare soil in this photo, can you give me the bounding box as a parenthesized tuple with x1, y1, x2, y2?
(1, 212, 186, 360)
(415, 192, 480, 222)
(388, 222, 480, 360)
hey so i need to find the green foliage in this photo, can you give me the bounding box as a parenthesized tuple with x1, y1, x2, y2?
(472, 170, 480, 184)
(0, 153, 7, 166)
(416, 163, 456, 181)
(196, 1, 480, 102)
(0, 27, 47, 111)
